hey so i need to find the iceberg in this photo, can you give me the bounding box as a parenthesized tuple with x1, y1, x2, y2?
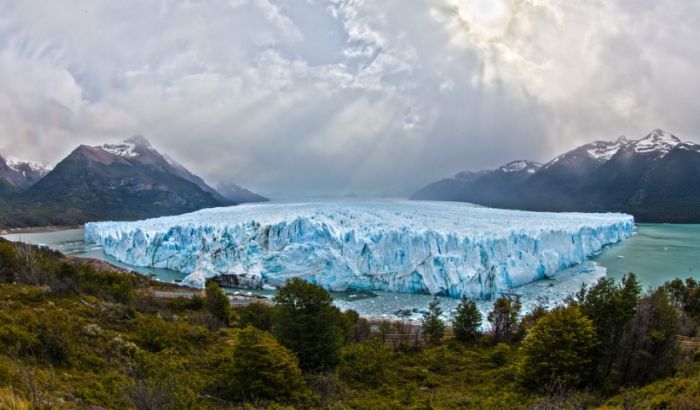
(84, 200, 634, 299)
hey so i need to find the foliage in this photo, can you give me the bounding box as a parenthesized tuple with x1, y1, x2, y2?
(422, 296, 445, 346)
(272, 278, 346, 371)
(236, 301, 275, 331)
(217, 326, 311, 404)
(452, 297, 482, 344)
(519, 306, 597, 390)
(613, 288, 680, 386)
(205, 281, 232, 326)
(487, 296, 522, 343)
(338, 341, 392, 387)
(574, 273, 641, 385)
(0, 239, 697, 409)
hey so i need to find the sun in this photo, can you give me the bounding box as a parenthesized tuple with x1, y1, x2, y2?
(449, 0, 515, 41)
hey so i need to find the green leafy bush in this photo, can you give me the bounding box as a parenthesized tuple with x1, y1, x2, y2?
(519, 306, 597, 390)
(217, 326, 311, 404)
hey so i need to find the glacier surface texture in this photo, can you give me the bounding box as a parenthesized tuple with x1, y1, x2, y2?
(84, 201, 634, 298)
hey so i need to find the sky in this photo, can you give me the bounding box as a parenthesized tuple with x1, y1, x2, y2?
(1, 0, 699, 196)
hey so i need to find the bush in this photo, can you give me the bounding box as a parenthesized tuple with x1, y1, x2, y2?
(519, 306, 597, 390)
(338, 342, 391, 386)
(218, 326, 311, 404)
(272, 278, 345, 371)
(0, 241, 18, 283)
(237, 302, 275, 331)
(204, 282, 232, 326)
(78, 268, 136, 304)
(452, 297, 482, 344)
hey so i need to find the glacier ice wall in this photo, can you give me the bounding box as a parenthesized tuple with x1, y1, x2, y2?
(84, 200, 634, 299)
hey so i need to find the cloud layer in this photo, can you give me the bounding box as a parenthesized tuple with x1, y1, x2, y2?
(1, 0, 698, 196)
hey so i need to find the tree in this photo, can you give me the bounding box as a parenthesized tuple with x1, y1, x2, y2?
(272, 278, 345, 371)
(422, 296, 445, 346)
(519, 306, 597, 390)
(574, 274, 641, 382)
(218, 326, 310, 404)
(452, 297, 482, 344)
(615, 288, 680, 386)
(487, 296, 521, 343)
(205, 282, 232, 326)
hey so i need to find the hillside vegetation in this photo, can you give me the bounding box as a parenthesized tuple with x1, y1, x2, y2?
(0, 238, 698, 409)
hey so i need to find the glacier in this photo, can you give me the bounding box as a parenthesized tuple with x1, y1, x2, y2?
(84, 200, 634, 299)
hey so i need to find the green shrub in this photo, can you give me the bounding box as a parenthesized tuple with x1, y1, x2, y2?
(490, 343, 511, 366)
(237, 301, 275, 331)
(78, 268, 136, 304)
(338, 342, 391, 386)
(519, 306, 597, 390)
(204, 282, 232, 326)
(218, 326, 311, 404)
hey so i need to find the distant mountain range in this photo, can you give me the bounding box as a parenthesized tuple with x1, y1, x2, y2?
(412, 129, 700, 223)
(0, 136, 267, 228)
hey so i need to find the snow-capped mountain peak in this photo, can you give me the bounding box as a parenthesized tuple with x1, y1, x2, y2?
(585, 136, 629, 161)
(498, 160, 542, 174)
(632, 129, 681, 155)
(6, 157, 52, 175)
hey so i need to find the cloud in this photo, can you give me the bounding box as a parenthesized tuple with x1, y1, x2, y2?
(0, 0, 698, 195)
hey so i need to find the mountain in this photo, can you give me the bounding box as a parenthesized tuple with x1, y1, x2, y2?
(412, 160, 541, 205)
(411, 129, 700, 223)
(0, 136, 232, 227)
(215, 182, 268, 204)
(0, 155, 51, 190)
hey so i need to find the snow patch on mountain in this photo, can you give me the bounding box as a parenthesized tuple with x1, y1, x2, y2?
(84, 200, 634, 299)
(102, 142, 138, 158)
(499, 160, 541, 174)
(585, 136, 629, 161)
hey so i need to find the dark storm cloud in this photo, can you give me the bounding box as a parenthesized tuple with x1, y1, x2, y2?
(0, 0, 698, 196)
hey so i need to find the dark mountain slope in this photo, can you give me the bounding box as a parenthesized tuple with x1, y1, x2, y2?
(411, 129, 700, 222)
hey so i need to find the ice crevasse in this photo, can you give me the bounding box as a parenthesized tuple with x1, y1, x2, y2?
(84, 200, 634, 299)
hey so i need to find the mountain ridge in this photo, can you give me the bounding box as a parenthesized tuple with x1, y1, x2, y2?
(411, 129, 700, 222)
(0, 136, 265, 227)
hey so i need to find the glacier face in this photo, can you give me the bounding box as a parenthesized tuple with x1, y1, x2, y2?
(84, 200, 634, 299)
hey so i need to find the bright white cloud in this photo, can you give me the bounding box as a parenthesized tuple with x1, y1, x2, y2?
(0, 0, 698, 195)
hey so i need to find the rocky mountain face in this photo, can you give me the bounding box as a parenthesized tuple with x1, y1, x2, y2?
(412, 130, 700, 223)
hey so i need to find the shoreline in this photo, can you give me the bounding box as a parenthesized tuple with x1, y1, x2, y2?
(0, 224, 83, 235)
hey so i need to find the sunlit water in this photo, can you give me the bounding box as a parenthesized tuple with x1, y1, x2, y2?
(4, 224, 699, 321)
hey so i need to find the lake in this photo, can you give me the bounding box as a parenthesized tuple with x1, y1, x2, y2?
(3, 223, 699, 320)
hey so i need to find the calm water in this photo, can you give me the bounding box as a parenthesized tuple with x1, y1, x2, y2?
(4, 224, 699, 320)
(592, 224, 700, 289)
